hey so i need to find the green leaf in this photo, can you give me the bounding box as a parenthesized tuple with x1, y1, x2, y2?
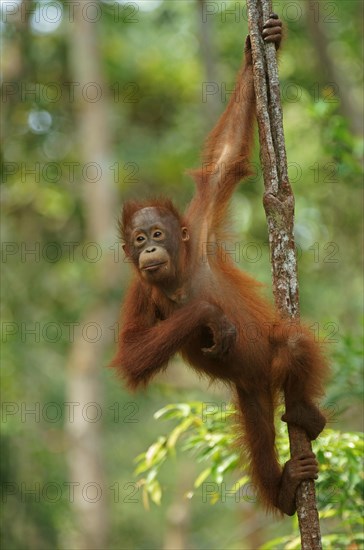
(154, 403, 191, 420)
(194, 468, 212, 488)
(216, 454, 238, 474)
(149, 480, 162, 506)
(167, 417, 194, 450)
(145, 436, 167, 466)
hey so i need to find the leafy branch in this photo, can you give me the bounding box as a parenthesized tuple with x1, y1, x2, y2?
(135, 402, 363, 548)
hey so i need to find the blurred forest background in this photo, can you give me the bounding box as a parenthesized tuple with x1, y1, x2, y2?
(1, 0, 363, 549)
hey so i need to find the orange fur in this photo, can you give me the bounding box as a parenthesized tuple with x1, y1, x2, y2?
(112, 31, 329, 514)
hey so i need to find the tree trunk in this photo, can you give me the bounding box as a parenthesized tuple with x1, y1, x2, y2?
(196, 0, 220, 124)
(65, 1, 120, 547)
(306, 0, 363, 136)
(246, 1, 322, 548)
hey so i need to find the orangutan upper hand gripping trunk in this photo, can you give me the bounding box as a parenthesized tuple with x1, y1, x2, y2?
(112, 15, 329, 515)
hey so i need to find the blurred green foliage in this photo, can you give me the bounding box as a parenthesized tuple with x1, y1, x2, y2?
(134, 330, 364, 547)
(136, 402, 363, 548)
(1, 0, 363, 548)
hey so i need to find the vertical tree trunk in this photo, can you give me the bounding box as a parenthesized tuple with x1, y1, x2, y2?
(196, 0, 220, 124)
(246, 1, 322, 548)
(163, 466, 193, 550)
(306, 0, 363, 136)
(65, 1, 120, 547)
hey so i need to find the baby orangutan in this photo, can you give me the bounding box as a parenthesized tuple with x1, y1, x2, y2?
(112, 15, 328, 515)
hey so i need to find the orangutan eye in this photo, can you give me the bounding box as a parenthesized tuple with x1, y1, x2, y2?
(135, 235, 146, 244)
(153, 231, 163, 239)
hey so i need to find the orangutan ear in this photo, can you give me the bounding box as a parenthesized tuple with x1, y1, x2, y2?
(181, 227, 190, 242)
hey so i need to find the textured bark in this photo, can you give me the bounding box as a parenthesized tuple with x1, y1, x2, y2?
(246, 1, 322, 547)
